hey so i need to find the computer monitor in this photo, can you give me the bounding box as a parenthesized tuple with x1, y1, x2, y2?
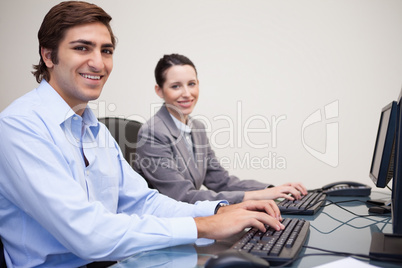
(369, 101, 397, 188)
(369, 93, 402, 260)
(392, 92, 402, 235)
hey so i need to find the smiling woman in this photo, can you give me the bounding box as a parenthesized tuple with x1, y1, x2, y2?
(134, 53, 307, 205)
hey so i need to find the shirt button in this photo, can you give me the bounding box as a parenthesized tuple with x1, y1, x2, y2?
(73, 116, 78, 121)
(86, 170, 90, 176)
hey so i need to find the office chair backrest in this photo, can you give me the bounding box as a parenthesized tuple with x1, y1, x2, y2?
(98, 117, 142, 169)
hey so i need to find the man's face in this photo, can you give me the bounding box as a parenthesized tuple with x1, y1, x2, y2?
(42, 22, 114, 114)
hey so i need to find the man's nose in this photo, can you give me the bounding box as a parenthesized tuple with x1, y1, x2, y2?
(88, 51, 104, 71)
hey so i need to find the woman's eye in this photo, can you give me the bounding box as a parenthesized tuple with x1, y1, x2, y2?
(171, 85, 179, 89)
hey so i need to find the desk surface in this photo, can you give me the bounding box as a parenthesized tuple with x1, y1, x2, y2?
(111, 191, 401, 268)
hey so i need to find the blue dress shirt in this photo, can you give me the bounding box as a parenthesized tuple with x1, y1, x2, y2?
(0, 81, 221, 267)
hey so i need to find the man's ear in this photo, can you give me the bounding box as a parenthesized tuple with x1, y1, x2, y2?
(155, 84, 164, 99)
(41, 47, 54, 68)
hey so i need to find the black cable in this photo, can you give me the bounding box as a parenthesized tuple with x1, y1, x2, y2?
(303, 245, 402, 264)
(310, 212, 391, 234)
(323, 199, 392, 218)
(307, 199, 392, 234)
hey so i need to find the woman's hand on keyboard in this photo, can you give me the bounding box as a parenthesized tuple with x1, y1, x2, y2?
(194, 200, 285, 240)
(244, 182, 308, 201)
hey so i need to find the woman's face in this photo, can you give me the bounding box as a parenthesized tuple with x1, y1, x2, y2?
(155, 64, 199, 123)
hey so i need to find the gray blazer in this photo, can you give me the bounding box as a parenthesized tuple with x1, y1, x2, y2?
(134, 105, 270, 204)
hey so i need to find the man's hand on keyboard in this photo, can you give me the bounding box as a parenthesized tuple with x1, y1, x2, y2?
(194, 200, 285, 240)
(244, 182, 308, 201)
(217, 200, 282, 221)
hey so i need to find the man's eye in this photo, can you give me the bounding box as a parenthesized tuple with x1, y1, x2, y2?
(189, 82, 196, 86)
(74, 46, 87, 51)
(103, 49, 113, 55)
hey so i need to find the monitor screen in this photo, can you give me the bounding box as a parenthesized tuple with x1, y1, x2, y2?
(369, 101, 397, 188)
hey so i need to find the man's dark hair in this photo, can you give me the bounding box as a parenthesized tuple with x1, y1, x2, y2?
(32, 1, 116, 83)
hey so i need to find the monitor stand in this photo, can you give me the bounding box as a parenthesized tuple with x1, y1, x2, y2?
(369, 232, 402, 260)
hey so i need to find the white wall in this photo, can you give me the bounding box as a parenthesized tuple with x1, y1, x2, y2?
(1, 0, 402, 190)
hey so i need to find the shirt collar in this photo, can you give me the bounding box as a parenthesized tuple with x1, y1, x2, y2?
(37, 80, 100, 138)
(170, 113, 192, 134)
(82, 107, 100, 138)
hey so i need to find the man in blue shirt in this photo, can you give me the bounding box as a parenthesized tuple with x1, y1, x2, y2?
(0, 1, 284, 267)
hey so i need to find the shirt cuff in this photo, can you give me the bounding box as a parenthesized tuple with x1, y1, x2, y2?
(169, 217, 198, 245)
(193, 200, 228, 216)
(214, 201, 229, 214)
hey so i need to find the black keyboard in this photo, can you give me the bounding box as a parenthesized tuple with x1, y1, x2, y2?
(231, 218, 310, 266)
(277, 191, 326, 215)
